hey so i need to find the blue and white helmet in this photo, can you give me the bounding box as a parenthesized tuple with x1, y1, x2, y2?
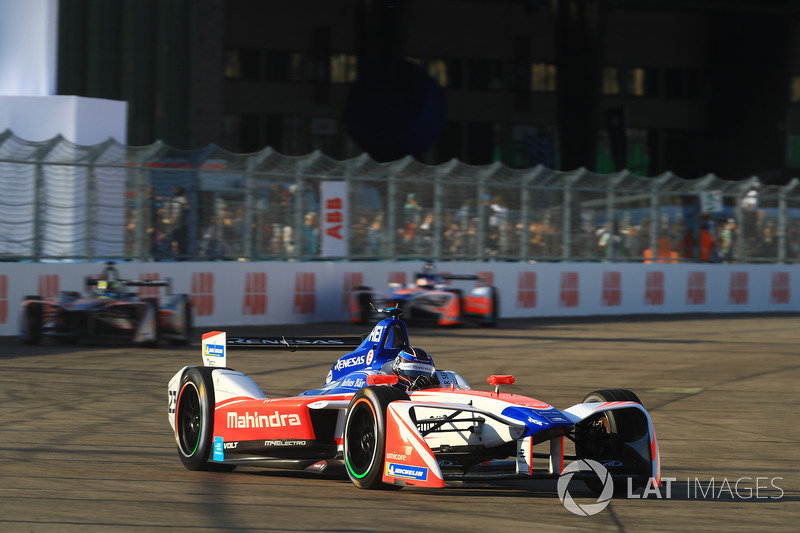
(392, 347, 435, 390)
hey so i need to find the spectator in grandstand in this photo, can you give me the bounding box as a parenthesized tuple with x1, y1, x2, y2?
(145, 186, 164, 256)
(302, 211, 319, 255)
(698, 222, 715, 262)
(527, 221, 546, 259)
(403, 193, 422, 252)
(166, 186, 190, 260)
(417, 211, 435, 254)
(487, 195, 508, 255)
(598, 220, 626, 261)
(366, 214, 384, 256)
(720, 218, 736, 263)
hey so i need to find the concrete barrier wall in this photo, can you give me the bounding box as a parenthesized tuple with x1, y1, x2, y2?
(1, 261, 797, 336)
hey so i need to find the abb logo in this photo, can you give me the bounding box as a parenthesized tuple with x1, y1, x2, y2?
(192, 272, 214, 316)
(686, 271, 706, 305)
(770, 272, 790, 304)
(343, 272, 364, 310)
(243, 272, 267, 315)
(294, 272, 315, 314)
(388, 271, 406, 286)
(517, 272, 537, 308)
(38, 274, 59, 298)
(138, 273, 161, 301)
(644, 271, 665, 306)
(601, 271, 621, 307)
(728, 272, 748, 305)
(559, 272, 579, 308)
(0, 275, 7, 324)
(325, 198, 343, 240)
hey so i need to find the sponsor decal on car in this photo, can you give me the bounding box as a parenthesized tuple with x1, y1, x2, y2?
(227, 411, 302, 429)
(213, 436, 224, 461)
(335, 355, 365, 371)
(385, 463, 428, 481)
(264, 440, 308, 447)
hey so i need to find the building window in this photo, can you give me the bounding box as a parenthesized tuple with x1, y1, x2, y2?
(428, 59, 448, 88)
(625, 67, 658, 97)
(791, 76, 800, 102)
(469, 59, 503, 91)
(222, 113, 261, 153)
(603, 67, 620, 95)
(224, 49, 261, 81)
(664, 68, 698, 99)
(330, 54, 357, 83)
(626, 68, 645, 96)
(531, 63, 556, 92)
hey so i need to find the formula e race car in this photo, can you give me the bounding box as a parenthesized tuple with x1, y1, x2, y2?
(350, 262, 498, 326)
(167, 307, 661, 493)
(19, 262, 192, 346)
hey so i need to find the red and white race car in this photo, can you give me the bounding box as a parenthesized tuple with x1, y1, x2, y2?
(350, 262, 498, 327)
(168, 307, 660, 493)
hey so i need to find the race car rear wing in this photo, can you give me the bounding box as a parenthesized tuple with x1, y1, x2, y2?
(201, 331, 366, 367)
(86, 277, 174, 295)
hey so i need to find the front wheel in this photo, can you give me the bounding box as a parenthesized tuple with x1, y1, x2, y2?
(575, 389, 650, 495)
(175, 367, 234, 471)
(343, 386, 409, 489)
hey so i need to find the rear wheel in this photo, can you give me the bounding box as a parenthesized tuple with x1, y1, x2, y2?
(170, 297, 193, 345)
(175, 367, 235, 471)
(445, 288, 463, 326)
(21, 298, 43, 345)
(344, 386, 409, 489)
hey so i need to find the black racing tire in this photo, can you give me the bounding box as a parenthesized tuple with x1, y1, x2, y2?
(355, 288, 373, 325)
(21, 299, 43, 345)
(170, 297, 193, 346)
(343, 385, 409, 489)
(175, 367, 235, 472)
(483, 286, 499, 327)
(575, 389, 649, 495)
(141, 297, 160, 347)
(445, 288, 464, 326)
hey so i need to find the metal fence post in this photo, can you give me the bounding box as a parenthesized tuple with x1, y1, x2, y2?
(563, 169, 585, 261)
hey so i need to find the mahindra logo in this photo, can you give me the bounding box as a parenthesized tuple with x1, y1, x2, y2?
(227, 411, 301, 429)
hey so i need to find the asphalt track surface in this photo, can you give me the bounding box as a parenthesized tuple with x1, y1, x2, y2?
(1, 313, 798, 532)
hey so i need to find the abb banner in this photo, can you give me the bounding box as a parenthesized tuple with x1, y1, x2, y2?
(321, 181, 347, 257)
(0, 261, 797, 334)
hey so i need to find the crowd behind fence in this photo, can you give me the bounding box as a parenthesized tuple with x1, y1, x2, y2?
(1, 130, 799, 264)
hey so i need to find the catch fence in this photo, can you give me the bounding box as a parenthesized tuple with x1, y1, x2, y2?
(1, 130, 798, 264)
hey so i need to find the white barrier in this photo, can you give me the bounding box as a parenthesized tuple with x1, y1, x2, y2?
(0, 261, 797, 336)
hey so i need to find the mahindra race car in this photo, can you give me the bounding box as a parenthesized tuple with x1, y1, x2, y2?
(350, 262, 499, 326)
(168, 307, 661, 493)
(19, 262, 192, 346)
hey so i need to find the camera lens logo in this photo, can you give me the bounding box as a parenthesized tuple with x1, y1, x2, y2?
(557, 459, 614, 516)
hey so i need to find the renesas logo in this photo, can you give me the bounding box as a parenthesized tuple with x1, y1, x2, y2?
(227, 411, 301, 429)
(227, 337, 347, 346)
(335, 355, 365, 371)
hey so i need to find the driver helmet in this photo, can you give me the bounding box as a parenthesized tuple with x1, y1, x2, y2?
(94, 280, 120, 298)
(392, 347, 435, 390)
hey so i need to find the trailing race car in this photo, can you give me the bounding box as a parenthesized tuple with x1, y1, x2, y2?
(350, 262, 498, 326)
(168, 307, 661, 493)
(19, 262, 192, 346)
